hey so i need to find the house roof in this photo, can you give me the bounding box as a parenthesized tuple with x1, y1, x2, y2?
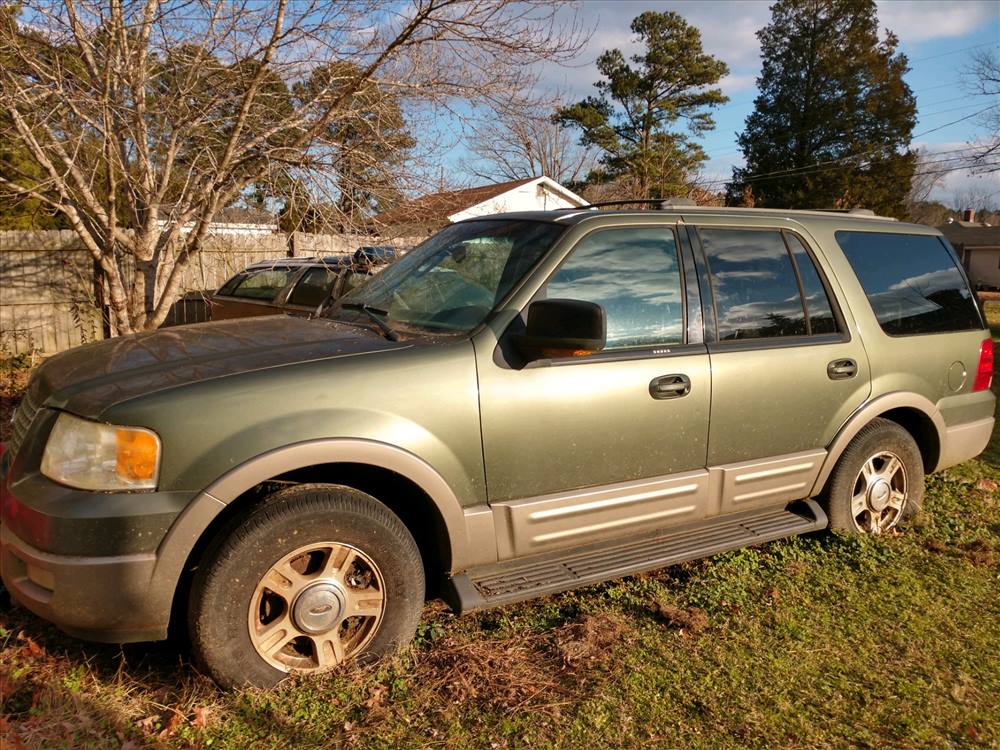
(213, 206, 277, 226)
(371, 177, 537, 229)
(156, 205, 277, 226)
(938, 222, 1000, 247)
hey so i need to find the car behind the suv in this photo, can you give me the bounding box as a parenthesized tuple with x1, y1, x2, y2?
(1, 204, 993, 688)
(210, 255, 384, 321)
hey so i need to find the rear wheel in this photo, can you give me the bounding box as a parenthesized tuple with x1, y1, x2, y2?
(188, 484, 424, 689)
(823, 418, 924, 534)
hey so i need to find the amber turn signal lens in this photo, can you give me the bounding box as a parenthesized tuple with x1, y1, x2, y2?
(540, 347, 596, 359)
(116, 428, 159, 481)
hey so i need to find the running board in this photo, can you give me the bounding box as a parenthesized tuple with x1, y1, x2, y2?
(443, 500, 827, 613)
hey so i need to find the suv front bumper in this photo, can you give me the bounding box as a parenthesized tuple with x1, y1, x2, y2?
(1, 523, 165, 642)
(1, 466, 197, 643)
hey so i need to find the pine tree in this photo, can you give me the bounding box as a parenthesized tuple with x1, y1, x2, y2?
(727, 0, 916, 217)
(556, 11, 728, 199)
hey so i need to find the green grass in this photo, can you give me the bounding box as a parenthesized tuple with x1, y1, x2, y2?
(3, 312, 1000, 749)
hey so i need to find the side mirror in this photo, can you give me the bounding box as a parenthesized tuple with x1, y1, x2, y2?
(515, 299, 606, 361)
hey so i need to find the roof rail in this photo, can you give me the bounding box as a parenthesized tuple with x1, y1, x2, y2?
(551, 201, 892, 220)
(554, 197, 698, 211)
(812, 208, 877, 216)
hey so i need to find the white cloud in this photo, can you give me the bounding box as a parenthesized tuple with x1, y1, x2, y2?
(719, 73, 758, 95)
(876, 0, 999, 42)
(930, 167, 1000, 207)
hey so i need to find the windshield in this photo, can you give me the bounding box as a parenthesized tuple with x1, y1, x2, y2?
(330, 219, 565, 333)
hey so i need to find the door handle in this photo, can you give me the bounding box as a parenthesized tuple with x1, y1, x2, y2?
(827, 358, 857, 380)
(650, 374, 691, 399)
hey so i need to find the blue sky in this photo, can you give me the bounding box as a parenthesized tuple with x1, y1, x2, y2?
(457, 0, 1000, 206)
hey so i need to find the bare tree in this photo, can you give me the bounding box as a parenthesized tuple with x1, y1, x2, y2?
(953, 187, 1000, 224)
(465, 94, 597, 184)
(964, 49, 1000, 174)
(903, 148, 950, 224)
(0, 1, 583, 334)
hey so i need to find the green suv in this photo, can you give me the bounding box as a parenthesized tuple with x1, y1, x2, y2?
(1, 205, 994, 688)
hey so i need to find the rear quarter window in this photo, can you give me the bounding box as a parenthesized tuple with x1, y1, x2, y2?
(836, 231, 983, 335)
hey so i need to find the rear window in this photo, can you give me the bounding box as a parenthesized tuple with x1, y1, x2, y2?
(836, 231, 982, 335)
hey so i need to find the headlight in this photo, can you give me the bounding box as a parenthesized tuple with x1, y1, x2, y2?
(41, 412, 161, 491)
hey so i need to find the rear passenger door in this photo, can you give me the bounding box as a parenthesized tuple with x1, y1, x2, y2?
(689, 224, 872, 501)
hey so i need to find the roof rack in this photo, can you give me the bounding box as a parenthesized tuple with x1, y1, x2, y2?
(810, 208, 877, 216)
(555, 197, 698, 211)
(551, 200, 892, 220)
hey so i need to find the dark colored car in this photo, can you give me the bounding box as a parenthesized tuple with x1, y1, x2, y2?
(210, 256, 377, 321)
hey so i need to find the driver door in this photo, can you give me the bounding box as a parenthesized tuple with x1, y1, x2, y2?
(476, 224, 712, 559)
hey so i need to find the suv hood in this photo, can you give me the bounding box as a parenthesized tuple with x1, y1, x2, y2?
(31, 316, 402, 419)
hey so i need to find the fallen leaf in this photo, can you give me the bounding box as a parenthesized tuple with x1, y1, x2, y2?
(191, 706, 210, 728)
(0, 673, 18, 702)
(976, 479, 997, 492)
(21, 636, 44, 657)
(158, 712, 183, 739)
(136, 716, 158, 736)
(364, 684, 387, 710)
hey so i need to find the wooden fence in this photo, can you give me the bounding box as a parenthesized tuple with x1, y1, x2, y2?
(0, 230, 413, 356)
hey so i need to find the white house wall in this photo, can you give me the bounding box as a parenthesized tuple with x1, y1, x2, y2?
(448, 178, 585, 222)
(966, 247, 1000, 289)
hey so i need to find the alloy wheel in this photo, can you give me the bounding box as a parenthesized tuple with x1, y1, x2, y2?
(850, 451, 907, 534)
(247, 542, 385, 673)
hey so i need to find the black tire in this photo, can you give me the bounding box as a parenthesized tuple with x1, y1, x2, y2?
(822, 418, 924, 534)
(188, 484, 424, 689)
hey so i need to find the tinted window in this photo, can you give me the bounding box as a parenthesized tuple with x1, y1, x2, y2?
(287, 266, 338, 307)
(221, 266, 297, 301)
(701, 229, 806, 340)
(786, 233, 838, 334)
(546, 227, 683, 349)
(836, 231, 982, 335)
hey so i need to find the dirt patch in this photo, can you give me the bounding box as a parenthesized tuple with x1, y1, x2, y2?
(923, 537, 948, 554)
(0, 619, 218, 750)
(650, 601, 709, 635)
(374, 613, 633, 719)
(415, 633, 570, 714)
(549, 613, 629, 671)
(962, 539, 998, 567)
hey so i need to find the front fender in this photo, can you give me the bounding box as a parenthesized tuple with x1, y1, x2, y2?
(147, 438, 498, 625)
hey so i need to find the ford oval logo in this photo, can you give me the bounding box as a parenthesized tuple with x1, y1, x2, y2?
(309, 604, 334, 616)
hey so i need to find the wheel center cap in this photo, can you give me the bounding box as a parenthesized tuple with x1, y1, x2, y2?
(868, 479, 891, 512)
(292, 581, 346, 634)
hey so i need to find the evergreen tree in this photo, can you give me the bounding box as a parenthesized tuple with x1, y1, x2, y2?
(727, 0, 916, 217)
(557, 11, 728, 199)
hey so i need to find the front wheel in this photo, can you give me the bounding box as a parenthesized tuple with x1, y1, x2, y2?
(188, 484, 425, 689)
(822, 418, 924, 535)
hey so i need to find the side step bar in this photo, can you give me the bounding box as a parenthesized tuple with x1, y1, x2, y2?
(443, 500, 827, 613)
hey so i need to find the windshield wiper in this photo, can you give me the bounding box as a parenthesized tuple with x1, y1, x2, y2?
(340, 302, 399, 341)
